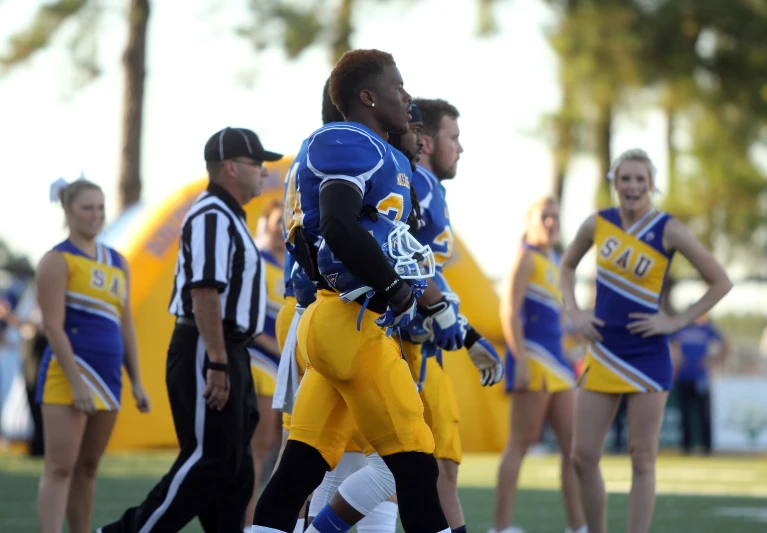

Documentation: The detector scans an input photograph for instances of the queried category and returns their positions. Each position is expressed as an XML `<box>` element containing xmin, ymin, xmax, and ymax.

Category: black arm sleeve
<box><xmin>319</xmin><ymin>181</ymin><xmax>409</xmax><ymax>302</ymax></box>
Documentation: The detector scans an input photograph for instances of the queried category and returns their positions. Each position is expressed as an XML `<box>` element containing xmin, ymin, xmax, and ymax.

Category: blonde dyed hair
<box><xmin>522</xmin><ymin>195</ymin><xmax>558</xmax><ymax>242</ymax></box>
<box><xmin>608</xmin><ymin>148</ymin><xmax>658</xmax><ymax>191</ymax></box>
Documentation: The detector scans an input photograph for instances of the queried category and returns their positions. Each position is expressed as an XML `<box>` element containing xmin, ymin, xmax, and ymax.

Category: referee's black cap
<box><xmin>204</xmin><ymin>127</ymin><xmax>283</xmax><ymax>163</ymax></box>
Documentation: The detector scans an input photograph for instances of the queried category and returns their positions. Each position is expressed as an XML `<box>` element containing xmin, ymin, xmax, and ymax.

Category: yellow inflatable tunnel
<box><xmin>105</xmin><ymin>162</ymin><xmax>510</xmax><ymax>452</ymax></box>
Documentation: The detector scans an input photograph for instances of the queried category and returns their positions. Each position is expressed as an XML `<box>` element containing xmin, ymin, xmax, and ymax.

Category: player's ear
<box><xmin>359</xmin><ymin>89</ymin><xmax>375</xmax><ymax>109</ymax></box>
<box><xmin>421</xmin><ymin>134</ymin><xmax>435</xmax><ymax>156</ymax></box>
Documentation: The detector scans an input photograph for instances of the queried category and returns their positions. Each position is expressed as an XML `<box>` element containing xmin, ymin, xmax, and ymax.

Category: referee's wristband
<box><xmin>208</xmin><ymin>362</ymin><xmax>228</xmax><ymax>372</ymax></box>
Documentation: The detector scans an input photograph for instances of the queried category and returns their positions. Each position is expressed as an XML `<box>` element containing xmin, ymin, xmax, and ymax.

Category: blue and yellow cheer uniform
<box><xmin>505</xmin><ymin>242</ymin><xmax>575</xmax><ymax>393</ymax></box>
<box><xmin>36</xmin><ymin>241</ymin><xmax>127</xmax><ymax>410</ymax></box>
<box><xmin>580</xmin><ymin>207</ymin><xmax>674</xmax><ymax>393</ymax></box>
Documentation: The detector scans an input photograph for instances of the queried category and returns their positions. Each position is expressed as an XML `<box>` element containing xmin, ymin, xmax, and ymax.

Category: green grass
<box><xmin>2</xmin><ymin>451</ymin><xmax>766</xmax><ymax>532</ymax></box>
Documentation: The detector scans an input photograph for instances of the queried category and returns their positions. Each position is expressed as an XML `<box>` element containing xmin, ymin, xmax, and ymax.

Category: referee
<box><xmin>98</xmin><ymin>127</ymin><xmax>283</xmax><ymax>533</ymax></box>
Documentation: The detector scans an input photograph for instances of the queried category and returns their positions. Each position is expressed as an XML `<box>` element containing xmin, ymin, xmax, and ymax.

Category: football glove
<box><xmin>422</xmin><ymin>296</ymin><xmax>464</xmax><ymax>351</ymax></box>
<box><xmin>404</xmin><ymin>314</ymin><xmax>432</xmax><ymax>344</ymax></box>
<box><xmin>410</xmin><ymin>279</ymin><xmax>428</xmax><ymax>299</ymax></box>
<box><xmin>376</xmin><ymin>286</ymin><xmax>418</xmax><ymax>330</ymax></box>
<box><xmin>463</xmin><ymin>322</ymin><xmax>504</xmax><ymax>386</ymax></box>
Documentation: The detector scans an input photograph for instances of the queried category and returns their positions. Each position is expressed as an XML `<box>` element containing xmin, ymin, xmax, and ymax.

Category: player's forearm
<box><xmin>319</xmin><ymin>183</ymin><xmax>406</xmax><ymax>300</ymax></box>
<box><xmin>191</xmin><ymin>288</ymin><xmax>228</xmax><ymax>364</ymax></box>
<box><xmin>416</xmin><ymin>277</ymin><xmax>443</xmax><ymax>306</ymax></box>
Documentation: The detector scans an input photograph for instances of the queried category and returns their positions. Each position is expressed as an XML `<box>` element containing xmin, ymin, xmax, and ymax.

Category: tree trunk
<box><xmin>119</xmin><ymin>0</ymin><xmax>150</xmax><ymax>211</ymax></box>
<box><xmin>330</xmin><ymin>0</ymin><xmax>354</xmax><ymax>65</ymax></box>
<box><xmin>665</xmin><ymin>102</ymin><xmax>677</xmax><ymax>197</ymax></box>
<box><xmin>595</xmin><ymin>100</ymin><xmax>613</xmax><ymax>209</ymax></box>
<box><xmin>552</xmin><ymin>81</ymin><xmax>575</xmax><ymax>204</ymax></box>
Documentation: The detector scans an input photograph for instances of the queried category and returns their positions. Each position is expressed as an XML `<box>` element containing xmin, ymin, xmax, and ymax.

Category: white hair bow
<box><xmin>49</xmin><ymin>172</ymin><xmax>86</xmax><ymax>203</ymax></box>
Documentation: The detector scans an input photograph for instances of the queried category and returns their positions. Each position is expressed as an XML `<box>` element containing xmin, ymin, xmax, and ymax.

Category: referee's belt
<box><xmin>175</xmin><ymin>316</ymin><xmax>252</xmax><ymax>345</ymax></box>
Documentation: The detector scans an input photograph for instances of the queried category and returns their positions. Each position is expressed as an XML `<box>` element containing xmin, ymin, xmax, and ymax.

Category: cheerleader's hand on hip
<box><xmin>627</xmin><ymin>312</ymin><xmax>681</xmax><ymax>338</ymax></box>
<box><xmin>567</xmin><ymin>308</ymin><xmax>604</xmax><ymax>342</ymax></box>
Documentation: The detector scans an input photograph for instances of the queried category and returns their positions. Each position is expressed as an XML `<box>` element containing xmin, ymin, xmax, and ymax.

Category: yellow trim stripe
<box><xmin>628</xmin><ymin>209</ymin><xmax>658</xmax><ymax>236</ymax></box>
<box><xmin>597</xmin><ymin>269</ymin><xmax>659</xmax><ymax>307</ymax></box>
<box><xmin>75</xmin><ymin>362</ymin><xmax>118</xmax><ymax>410</ymax></box>
<box><xmin>590</xmin><ymin>343</ymin><xmax>662</xmax><ymax>392</ymax></box>
<box><xmin>66</xmin><ymin>294</ymin><xmax>119</xmax><ymax>318</ymax></box>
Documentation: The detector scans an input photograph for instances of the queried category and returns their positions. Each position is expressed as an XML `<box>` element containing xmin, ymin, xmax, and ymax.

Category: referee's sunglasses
<box><xmin>230</xmin><ymin>158</ymin><xmax>263</xmax><ymax>167</ymax></box>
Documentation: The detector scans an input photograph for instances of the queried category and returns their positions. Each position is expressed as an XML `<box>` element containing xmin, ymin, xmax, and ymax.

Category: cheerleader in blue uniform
<box><xmin>492</xmin><ymin>196</ymin><xmax>585</xmax><ymax>533</ymax></box>
<box><xmin>561</xmin><ymin>149</ymin><xmax>731</xmax><ymax>533</ymax></box>
<box><xmin>35</xmin><ymin>178</ymin><xmax>150</xmax><ymax>533</ymax></box>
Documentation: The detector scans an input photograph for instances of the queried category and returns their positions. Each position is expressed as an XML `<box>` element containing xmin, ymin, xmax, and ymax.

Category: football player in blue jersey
<box><xmin>297</xmin><ymin>105</ymin><xmax>427</xmax><ymax>533</ymax></box>
<box><xmin>252</xmin><ymin>49</ymin><xmax>451</xmax><ymax>533</ymax></box>
<box><xmin>276</xmin><ymin>78</ymin><xmax>407</xmax><ymax>533</ymax></box>
<box><xmin>398</xmin><ymin>97</ymin><xmax>503</xmax><ymax>533</ymax></box>
<box><xmin>269</xmin><ymin>77</ymin><xmax>344</xmax><ymax>533</ymax></box>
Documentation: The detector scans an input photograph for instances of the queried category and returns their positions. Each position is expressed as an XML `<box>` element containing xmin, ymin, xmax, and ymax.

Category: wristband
<box><xmin>208</xmin><ymin>362</ymin><xmax>228</xmax><ymax>372</ymax></box>
<box><xmin>464</xmin><ymin>326</ymin><xmax>481</xmax><ymax>349</ymax></box>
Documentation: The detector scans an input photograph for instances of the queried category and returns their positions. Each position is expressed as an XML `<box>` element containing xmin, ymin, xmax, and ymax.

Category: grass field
<box><xmin>2</xmin><ymin>451</ymin><xmax>766</xmax><ymax>532</ymax></box>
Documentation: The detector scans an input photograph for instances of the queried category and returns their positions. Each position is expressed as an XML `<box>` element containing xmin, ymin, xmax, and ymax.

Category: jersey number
<box><xmin>433</xmin><ymin>227</ymin><xmax>454</xmax><ymax>266</ymax></box>
<box><xmin>283</xmin><ymin>162</ymin><xmax>304</xmax><ymax>244</ymax></box>
<box><xmin>376</xmin><ymin>193</ymin><xmax>405</xmax><ymax>221</ymax></box>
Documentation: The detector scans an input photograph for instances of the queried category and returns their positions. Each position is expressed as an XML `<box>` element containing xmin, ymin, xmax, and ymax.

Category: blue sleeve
<box><xmin>412</xmin><ymin>171</ymin><xmax>435</xmax><ymax>226</ymax></box>
<box><xmin>306</xmin><ymin>127</ymin><xmax>386</xmax><ymax>193</ymax></box>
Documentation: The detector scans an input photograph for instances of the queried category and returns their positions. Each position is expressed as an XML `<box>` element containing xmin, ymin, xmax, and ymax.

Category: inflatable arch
<box><xmin>104</xmin><ymin>160</ymin><xmax>511</xmax><ymax>452</ymax></box>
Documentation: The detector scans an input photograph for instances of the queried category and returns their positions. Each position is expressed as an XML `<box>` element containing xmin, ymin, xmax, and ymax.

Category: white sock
<box><xmin>252</xmin><ymin>527</ymin><xmax>287</xmax><ymax>533</ymax></box>
<box><xmin>566</xmin><ymin>527</ymin><xmax>588</xmax><ymax>533</ymax></box>
<box><xmin>305</xmin><ymin>525</ymin><xmax>320</xmax><ymax>533</ymax></box>
<box><xmin>293</xmin><ymin>518</ymin><xmax>305</xmax><ymax>533</ymax></box>
<box><xmin>357</xmin><ymin>501</ymin><xmax>398</xmax><ymax>533</ymax></box>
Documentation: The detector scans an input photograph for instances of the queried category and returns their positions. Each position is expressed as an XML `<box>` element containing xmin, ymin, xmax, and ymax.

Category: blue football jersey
<box><xmin>412</xmin><ymin>164</ymin><xmax>454</xmax><ymax>271</ymax></box>
<box><xmin>282</xmin><ymin>138</ymin><xmax>311</xmax><ymax>299</ymax></box>
<box><xmin>401</xmin><ymin>165</ymin><xmax>459</xmax><ymax>346</ymax></box>
<box><xmin>283</xmin><ymin>138</ymin><xmax>309</xmax><ymax>263</ymax></box>
<box><xmin>295</xmin><ymin>122</ymin><xmax>413</xmax><ymax>246</ymax></box>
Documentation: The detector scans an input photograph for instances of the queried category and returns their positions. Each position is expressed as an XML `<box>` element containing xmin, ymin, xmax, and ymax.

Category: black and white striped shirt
<box><xmin>168</xmin><ymin>182</ymin><xmax>266</xmax><ymax>338</ymax></box>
